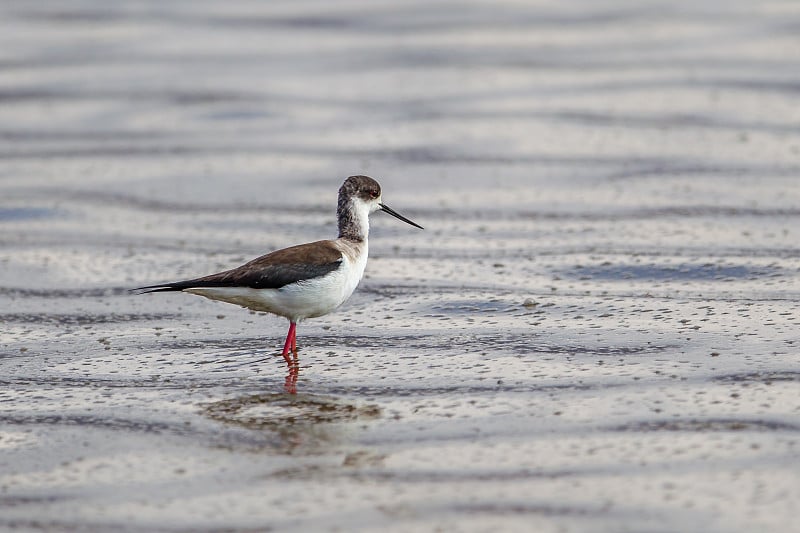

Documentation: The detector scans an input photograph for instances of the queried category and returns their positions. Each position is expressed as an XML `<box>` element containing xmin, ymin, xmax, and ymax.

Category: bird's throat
<box><xmin>337</xmin><ymin>199</ymin><xmax>370</xmax><ymax>242</ymax></box>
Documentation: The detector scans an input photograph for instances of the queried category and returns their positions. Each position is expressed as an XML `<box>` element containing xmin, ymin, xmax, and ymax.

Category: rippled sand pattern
<box><xmin>1</xmin><ymin>1</ymin><xmax>799</xmax><ymax>531</ymax></box>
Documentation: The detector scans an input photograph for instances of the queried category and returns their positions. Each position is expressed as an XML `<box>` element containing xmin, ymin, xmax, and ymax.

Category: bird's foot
<box><xmin>280</xmin><ymin>347</ymin><xmax>299</xmax><ymax>366</ymax></box>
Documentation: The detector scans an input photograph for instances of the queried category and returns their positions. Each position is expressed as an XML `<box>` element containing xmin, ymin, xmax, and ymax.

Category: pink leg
<box><xmin>282</xmin><ymin>322</ymin><xmax>299</xmax><ymax>394</ymax></box>
<box><xmin>281</xmin><ymin>322</ymin><xmax>297</xmax><ymax>366</ymax></box>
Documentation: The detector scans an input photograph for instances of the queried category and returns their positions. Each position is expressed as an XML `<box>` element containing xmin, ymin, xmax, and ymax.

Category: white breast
<box><xmin>336</xmin><ymin>239</ymin><xmax>368</xmax><ymax>304</ymax></box>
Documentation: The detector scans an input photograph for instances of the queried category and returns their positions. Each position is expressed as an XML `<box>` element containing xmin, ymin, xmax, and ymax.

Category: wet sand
<box><xmin>1</xmin><ymin>1</ymin><xmax>799</xmax><ymax>532</ymax></box>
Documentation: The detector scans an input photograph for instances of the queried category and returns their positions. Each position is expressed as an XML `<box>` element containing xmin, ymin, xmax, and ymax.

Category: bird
<box><xmin>134</xmin><ymin>175</ymin><xmax>423</xmax><ymax>388</ymax></box>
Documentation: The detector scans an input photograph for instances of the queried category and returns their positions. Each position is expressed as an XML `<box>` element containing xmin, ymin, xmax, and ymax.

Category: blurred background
<box><xmin>1</xmin><ymin>1</ymin><xmax>799</xmax><ymax>532</ymax></box>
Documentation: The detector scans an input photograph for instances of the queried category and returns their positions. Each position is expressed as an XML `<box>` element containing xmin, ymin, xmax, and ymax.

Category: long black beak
<box><xmin>380</xmin><ymin>203</ymin><xmax>424</xmax><ymax>229</ymax></box>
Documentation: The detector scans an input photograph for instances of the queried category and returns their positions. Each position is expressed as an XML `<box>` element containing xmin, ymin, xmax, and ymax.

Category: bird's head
<box><xmin>339</xmin><ymin>175</ymin><xmax>423</xmax><ymax>229</ymax></box>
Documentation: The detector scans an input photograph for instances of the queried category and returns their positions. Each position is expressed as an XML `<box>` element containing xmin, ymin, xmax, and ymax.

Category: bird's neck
<box><xmin>337</xmin><ymin>199</ymin><xmax>370</xmax><ymax>242</ymax></box>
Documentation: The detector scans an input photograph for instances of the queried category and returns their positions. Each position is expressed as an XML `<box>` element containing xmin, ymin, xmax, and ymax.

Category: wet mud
<box><xmin>1</xmin><ymin>1</ymin><xmax>799</xmax><ymax>532</ymax></box>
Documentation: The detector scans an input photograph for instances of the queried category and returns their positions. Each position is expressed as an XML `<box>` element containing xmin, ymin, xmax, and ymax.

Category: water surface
<box><xmin>1</xmin><ymin>1</ymin><xmax>799</xmax><ymax>532</ymax></box>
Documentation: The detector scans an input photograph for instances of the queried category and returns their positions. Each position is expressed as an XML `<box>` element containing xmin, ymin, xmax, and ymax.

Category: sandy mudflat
<box><xmin>1</xmin><ymin>1</ymin><xmax>799</xmax><ymax>532</ymax></box>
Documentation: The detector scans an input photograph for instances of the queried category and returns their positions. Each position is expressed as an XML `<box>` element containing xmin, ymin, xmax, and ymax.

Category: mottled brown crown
<box><xmin>340</xmin><ymin>175</ymin><xmax>381</xmax><ymax>203</ymax></box>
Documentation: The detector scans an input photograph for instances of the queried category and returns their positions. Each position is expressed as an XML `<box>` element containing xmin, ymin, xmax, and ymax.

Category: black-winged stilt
<box><xmin>135</xmin><ymin>175</ymin><xmax>422</xmax><ymax>391</ymax></box>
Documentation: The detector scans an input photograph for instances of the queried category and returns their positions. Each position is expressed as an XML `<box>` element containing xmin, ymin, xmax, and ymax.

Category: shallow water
<box><xmin>1</xmin><ymin>1</ymin><xmax>799</xmax><ymax>532</ymax></box>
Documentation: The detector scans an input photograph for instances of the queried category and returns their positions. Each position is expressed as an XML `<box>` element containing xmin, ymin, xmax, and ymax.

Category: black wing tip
<box><xmin>130</xmin><ymin>283</ymin><xmax>187</xmax><ymax>294</ymax></box>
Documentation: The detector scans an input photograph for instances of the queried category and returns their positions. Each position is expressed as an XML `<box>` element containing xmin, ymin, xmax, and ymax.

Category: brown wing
<box><xmin>135</xmin><ymin>240</ymin><xmax>343</xmax><ymax>293</ymax></box>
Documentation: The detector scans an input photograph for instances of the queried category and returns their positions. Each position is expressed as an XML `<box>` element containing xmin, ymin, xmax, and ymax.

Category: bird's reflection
<box><xmin>203</xmin><ymin>387</ymin><xmax>381</xmax><ymax>455</ymax></box>
<box><xmin>284</xmin><ymin>350</ymin><xmax>299</xmax><ymax>395</ymax></box>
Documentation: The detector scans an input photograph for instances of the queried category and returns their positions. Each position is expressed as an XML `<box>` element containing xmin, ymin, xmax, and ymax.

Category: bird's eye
<box><xmin>370</xmin><ymin>189</ymin><xmax>379</xmax><ymax>198</ymax></box>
